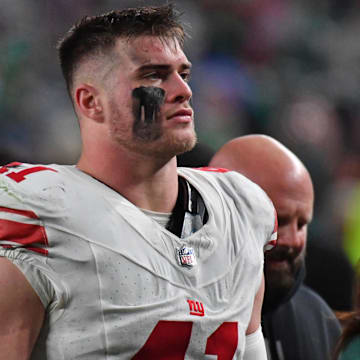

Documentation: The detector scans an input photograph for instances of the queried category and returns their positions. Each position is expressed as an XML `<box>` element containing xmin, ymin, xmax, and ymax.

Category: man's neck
<box><xmin>77</xmin><ymin>152</ymin><xmax>179</xmax><ymax>213</ymax></box>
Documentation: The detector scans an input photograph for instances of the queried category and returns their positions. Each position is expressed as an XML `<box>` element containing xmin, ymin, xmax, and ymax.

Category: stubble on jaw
<box><xmin>264</xmin><ymin>250</ymin><xmax>305</xmax><ymax>299</ymax></box>
<box><xmin>108</xmin><ymin>95</ymin><xmax>197</xmax><ymax>159</ymax></box>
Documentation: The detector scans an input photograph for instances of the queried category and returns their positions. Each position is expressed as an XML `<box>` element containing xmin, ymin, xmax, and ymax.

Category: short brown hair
<box><xmin>57</xmin><ymin>4</ymin><xmax>186</xmax><ymax>93</ymax></box>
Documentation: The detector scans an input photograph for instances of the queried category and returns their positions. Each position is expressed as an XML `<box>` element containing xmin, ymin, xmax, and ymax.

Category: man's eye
<box><xmin>181</xmin><ymin>72</ymin><xmax>191</xmax><ymax>82</ymax></box>
<box><xmin>277</xmin><ymin>217</ymin><xmax>287</xmax><ymax>227</ymax></box>
<box><xmin>144</xmin><ymin>72</ymin><xmax>161</xmax><ymax>80</ymax></box>
<box><xmin>297</xmin><ymin>220</ymin><xmax>307</xmax><ymax>230</ymax></box>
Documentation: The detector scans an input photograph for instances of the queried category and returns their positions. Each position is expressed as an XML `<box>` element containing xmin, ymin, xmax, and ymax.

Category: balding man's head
<box><xmin>210</xmin><ymin>135</ymin><xmax>310</xmax><ymax>196</ymax></box>
<box><xmin>210</xmin><ymin>134</ymin><xmax>314</xmax><ymax>306</ymax></box>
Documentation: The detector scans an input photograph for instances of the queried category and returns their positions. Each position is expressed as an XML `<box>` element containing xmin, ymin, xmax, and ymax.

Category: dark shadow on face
<box><xmin>132</xmin><ymin>86</ymin><xmax>165</xmax><ymax>141</ymax></box>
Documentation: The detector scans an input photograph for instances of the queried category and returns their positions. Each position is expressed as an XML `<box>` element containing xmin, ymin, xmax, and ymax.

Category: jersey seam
<box><xmin>88</xmin><ymin>242</ymin><xmax>109</xmax><ymax>359</ymax></box>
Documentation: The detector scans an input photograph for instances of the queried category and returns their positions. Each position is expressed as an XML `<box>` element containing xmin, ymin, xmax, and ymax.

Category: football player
<box><xmin>0</xmin><ymin>5</ymin><xmax>276</xmax><ymax>359</ymax></box>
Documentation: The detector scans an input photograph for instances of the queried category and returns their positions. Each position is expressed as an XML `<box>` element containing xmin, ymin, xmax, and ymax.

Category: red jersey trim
<box><xmin>195</xmin><ymin>167</ymin><xmax>230</xmax><ymax>173</ymax></box>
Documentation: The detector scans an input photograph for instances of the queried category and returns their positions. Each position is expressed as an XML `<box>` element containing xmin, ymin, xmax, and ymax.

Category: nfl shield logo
<box><xmin>177</xmin><ymin>245</ymin><xmax>197</xmax><ymax>268</ymax></box>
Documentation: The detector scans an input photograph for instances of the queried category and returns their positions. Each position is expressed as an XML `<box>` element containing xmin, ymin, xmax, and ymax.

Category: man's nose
<box><xmin>277</xmin><ymin>223</ymin><xmax>304</xmax><ymax>249</ymax></box>
<box><xmin>166</xmin><ymin>73</ymin><xmax>192</xmax><ymax>103</ymax></box>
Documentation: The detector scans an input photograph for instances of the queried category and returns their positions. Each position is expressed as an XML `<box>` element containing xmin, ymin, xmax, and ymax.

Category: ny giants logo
<box><xmin>187</xmin><ymin>299</ymin><xmax>205</xmax><ymax>317</ymax></box>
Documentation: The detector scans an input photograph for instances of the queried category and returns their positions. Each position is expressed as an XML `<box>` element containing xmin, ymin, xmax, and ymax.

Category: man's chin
<box><xmin>172</xmin><ymin>129</ymin><xmax>197</xmax><ymax>156</ymax></box>
<box><xmin>265</xmin><ymin>263</ymin><xmax>295</xmax><ymax>293</ymax></box>
<box><xmin>264</xmin><ymin>257</ymin><xmax>304</xmax><ymax>308</ymax></box>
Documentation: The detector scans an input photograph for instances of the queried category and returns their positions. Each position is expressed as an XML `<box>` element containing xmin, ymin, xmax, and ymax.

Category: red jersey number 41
<box><xmin>0</xmin><ymin>163</ymin><xmax>57</xmax><ymax>183</ymax></box>
<box><xmin>133</xmin><ymin>320</ymin><xmax>238</xmax><ymax>359</ymax></box>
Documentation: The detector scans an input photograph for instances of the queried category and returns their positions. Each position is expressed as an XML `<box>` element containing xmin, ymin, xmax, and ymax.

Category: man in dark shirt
<box><xmin>210</xmin><ymin>134</ymin><xmax>341</xmax><ymax>360</ymax></box>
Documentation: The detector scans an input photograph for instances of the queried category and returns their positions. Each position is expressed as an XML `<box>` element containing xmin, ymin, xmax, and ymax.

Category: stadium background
<box><xmin>1</xmin><ymin>0</ymin><xmax>360</xmax><ymax>309</ymax></box>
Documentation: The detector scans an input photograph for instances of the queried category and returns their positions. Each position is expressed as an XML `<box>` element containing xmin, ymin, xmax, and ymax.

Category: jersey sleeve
<box><xmin>250</xmin><ymin>181</ymin><xmax>278</xmax><ymax>253</ymax></box>
<box><xmin>0</xmin><ymin>163</ymin><xmax>66</xmax><ymax>311</ymax></box>
<box><xmin>224</xmin><ymin>170</ymin><xmax>278</xmax><ymax>253</ymax></box>
<box><xmin>0</xmin><ymin>248</ymin><xmax>55</xmax><ymax>308</ymax></box>
<box><xmin>264</xmin><ymin>207</ymin><xmax>277</xmax><ymax>252</ymax></box>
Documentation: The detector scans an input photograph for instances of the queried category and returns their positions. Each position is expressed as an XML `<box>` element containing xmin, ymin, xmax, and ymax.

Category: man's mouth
<box><xmin>267</xmin><ymin>258</ymin><xmax>291</xmax><ymax>270</ymax></box>
<box><xmin>167</xmin><ymin>108</ymin><xmax>193</xmax><ymax>121</ymax></box>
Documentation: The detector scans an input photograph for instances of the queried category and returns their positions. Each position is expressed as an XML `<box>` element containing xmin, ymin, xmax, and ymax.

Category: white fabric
<box><xmin>243</xmin><ymin>326</ymin><xmax>268</xmax><ymax>360</ymax></box>
<box><xmin>140</xmin><ymin>208</ymin><xmax>171</xmax><ymax>227</ymax></box>
<box><xmin>0</xmin><ymin>163</ymin><xmax>277</xmax><ymax>359</ymax></box>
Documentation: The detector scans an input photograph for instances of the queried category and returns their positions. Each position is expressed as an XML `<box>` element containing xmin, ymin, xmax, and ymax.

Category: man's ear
<box><xmin>74</xmin><ymin>84</ymin><xmax>104</xmax><ymax>122</ymax></box>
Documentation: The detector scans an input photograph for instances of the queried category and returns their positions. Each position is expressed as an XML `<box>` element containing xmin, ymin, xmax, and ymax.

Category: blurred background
<box><xmin>1</xmin><ymin>0</ymin><xmax>360</xmax><ymax>310</ymax></box>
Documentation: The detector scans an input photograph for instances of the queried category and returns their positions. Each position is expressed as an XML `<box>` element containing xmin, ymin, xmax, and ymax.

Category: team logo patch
<box><xmin>176</xmin><ymin>245</ymin><xmax>197</xmax><ymax>268</ymax></box>
<box><xmin>187</xmin><ymin>299</ymin><xmax>205</xmax><ymax>317</ymax></box>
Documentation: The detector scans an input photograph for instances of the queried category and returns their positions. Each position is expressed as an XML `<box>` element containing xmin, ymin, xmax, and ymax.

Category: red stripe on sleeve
<box><xmin>0</xmin><ymin>207</ymin><xmax>39</xmax><ymax>219</ymax></box>
<box><xmin>0</xmin><ymin>219</ymin><xmax>49</xmax><ymax>256</ymax></box>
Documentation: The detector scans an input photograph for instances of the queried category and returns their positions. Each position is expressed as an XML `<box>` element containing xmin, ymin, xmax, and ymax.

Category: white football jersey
<box><xmin>0</xmin><ymin>163</ymin><xmax>277</xmax><ymax>359</ymax></box>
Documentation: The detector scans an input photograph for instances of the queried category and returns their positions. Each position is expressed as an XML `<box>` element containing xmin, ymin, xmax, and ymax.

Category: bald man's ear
<box><xmin>74</xmin><ymin>84</ymin><xmax>104</xmax><ymax>122</ymax></box>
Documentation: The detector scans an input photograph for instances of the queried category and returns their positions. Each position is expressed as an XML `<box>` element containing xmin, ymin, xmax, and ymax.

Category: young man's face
<box><xmin>102</xmin><ymin>35</ymin><xmax>196</xmax><ymax>159</ymax></box>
